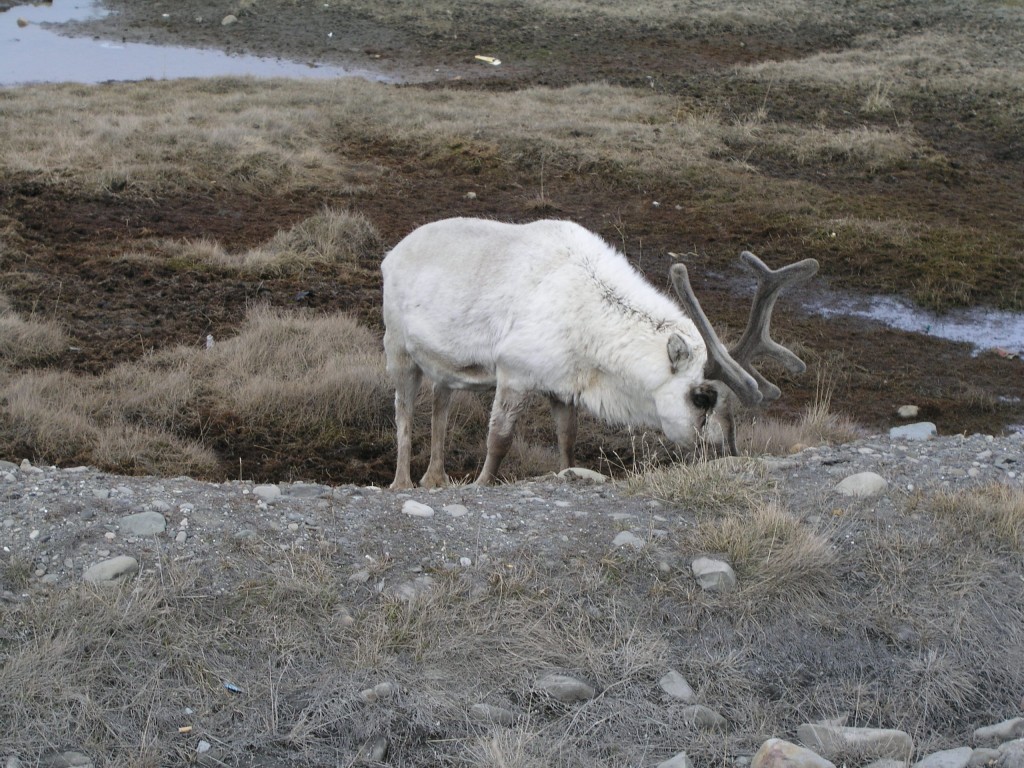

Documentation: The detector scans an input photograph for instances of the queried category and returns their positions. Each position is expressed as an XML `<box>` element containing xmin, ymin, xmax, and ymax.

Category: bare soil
<box><xmin>4</xmin><ymin>0</ymin><xmax>1023</xmax><ymax>484</ymax></box>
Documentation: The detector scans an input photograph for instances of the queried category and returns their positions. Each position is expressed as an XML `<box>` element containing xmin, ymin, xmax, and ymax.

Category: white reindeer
<box><xmin>381</xmin><ymin>217</ymin><xmax>817</xmax><ymax>489</ymax></box>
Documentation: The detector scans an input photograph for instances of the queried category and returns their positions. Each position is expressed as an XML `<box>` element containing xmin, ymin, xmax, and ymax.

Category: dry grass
<box><xmin>622</xmin><ymin>455</ymin><xmax>775</xmax><ymax>514</ymax></box>
<box><xmin>0</xmin><ymin>297</ymin><xmax>69</xmax><ymax>366</ymax></box>
<box><xmin>927</xmin><ymin>482</ymin><xmax>1024</xmax><ymax>552</ymax></box>
<box><xmin>122</xmin><ymin>207</ymin><xmax>382</xmax><ymax>277</ymax></box>
<box><xmin>0</xmin><ymin>307</ymin><xmax>393</xmax><ymax>477</ymax></box>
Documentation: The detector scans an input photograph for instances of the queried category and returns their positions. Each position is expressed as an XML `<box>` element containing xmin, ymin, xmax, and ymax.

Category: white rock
<box><xmin>119</xmin><ymin>510</ymin><xmax>167</xmax><ymax>536</ymax></box>
<box><xmin>912</xmin><ymin>747</ymin><xmax>973</xmax><ymax>768</ymax></box>
<box><xmin>691</xmin><ymin>556</ymin><xmax>737</xmax><ymax>592</ymax></box>
<box><xmin>797</xmin><ymin>724</ymin><xmax>913</xmax><ymax>761</ymax></box>
<box><xmin>557</xmin><ymin>467</ymin><xmax>608</xmax><ymax>483</ymax></box>
<box><xmin>253</xmin><ymin>484</ymin><xmax>281</xmax><ymax>504</ymax></box>
<box><xmin>835</xmin><ymin>471</ymin><xmax>888</xmax><ymax>498</ymax></box>
<box><xmin>659</xmin><ymin>669</ymin><xmax>696</xmax><ymax>703</ymax></box>
<box><xmin>889</xmin><ymin>422</ymin><xmax>937</xmax><ymax>441</ymax></box>
<box><xmin>82</xmin><ymin>556</ymin><xmax>139</xmax><ymax>585</ymax></box>
<box><xmin>896</xmin><ymin>405</ymin><xmax>920</xmax><ymax>419</ymax></box>
<box><xmin>402</xmin><ymin>500</ymin><xmax>435</xmax><ymax>517</ymax></box>
<box><xmin>535</xmin><ymin>673</ymin><xmax>596</xmax><ymax>703</ymax></box>
<box><xmin>753</xmin><ymin>738</ymin><xmax>836</xmax><ymax>768</ymax></box>
<box><xmin>612</xmin><ymin>530</ymin><xmax>645</xmax><ymax>549</ymax></box>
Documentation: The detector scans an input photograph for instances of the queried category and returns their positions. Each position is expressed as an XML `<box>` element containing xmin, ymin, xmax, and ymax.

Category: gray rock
<box><xmin>659</xmin><ymin>669</ymin><xmax>696</xmax><ymax>703</ymax></box>
<box><xmin>797</xmin><ymin>724</ymin><xmax>913</xmax><ymax>761</ymax></box>
<box><xmin>835</xmin><ymin>471</ymin><xmax>888</xmax><ymax>498</ymax></box>
<box><xmin>656</xmin><ymin>751</ymin><xmax>694</xmax><ymax>768</ymax></box>
<box><xmin>82</xmin><ymin>556</ymin><xmax>139</xmax><ymax>585</ymax></box>
<box><xmin>119</xmin><ymin>510</ymin><xmax>166</xmax><ymax>536</ymax></box>
<box><xmin>469</xmin><ymin>703</ymin><xmax>516</xmax><ymax>726</ymax></box>
<box><xmin>999</xmin><ymin>739</ymin><xmax>1024</xmax><ymax>768</ymax></box>
<box><xmin>612</xmin><ymin>530</ymin><xmax>645</xmax><ymax>549</ymax></box>
<box><xmin>691</xmin><ymin>557</ymin><xmax>737</xmax><ymax>592</ymax></box>
<box><xmin>39</xmin><ymin>752</ymin><xmax>93</xmax><ymax>768</ymax></box>
<box><xmin>390</xmin><ymin>575</ymin><xmax>435</xmax><ymax>603</ymax></box>
<box><xmin>889</xmin><ymin>422</ymin><xmax>937</xmax><ymax>441</ymax></box>
<box><xmin>536</xmin><ymin>673</ymin><xmax>596</xmax><ymax>703</ymax></box>
<box><xmin>253</xmin><ymin>484</ymin><xmax>281</xmax><ymax>504</ymax></box>
<box><xmin>974</xmin><ymin>718</ymin><xmax>1024</xmax><ymax>746</ymax></box>
<box><xmin>359</xmin><ymin>681</ymin><xmax>397</xmax><ymax>704</ymax></box>
<box><xmin>357</xmin><ymin>736</ymin><xmax>388</xmax><ymax>762</ymax></box>
<box><xmin>968</xmin><ymin>748</ymin><xmax>1001</xmax><ymax>767</ymax></box>
<box><xmin>681</xmin><ymin>704</ymin><xmax>727</xmax><ymax>730</ymax></box>
<box><xmin>912</xmin><ymin>747</ymin><xmax>973</xmax><ymax>768</ymax></box>
<box><xmin>753</xmin><ymin>739</ymin><xmax>836</xmax><ymax>768</ymax></box>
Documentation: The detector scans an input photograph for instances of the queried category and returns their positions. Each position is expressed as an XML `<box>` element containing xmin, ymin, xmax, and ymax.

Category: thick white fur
<box><xmin>382</xmin><ymin>218</ymin><xmax>714</xmax><ymax>486</ymax></box>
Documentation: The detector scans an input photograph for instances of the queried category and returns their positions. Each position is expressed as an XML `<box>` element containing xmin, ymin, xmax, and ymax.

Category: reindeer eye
<box><xmin>690</xmin><ymin>383</ymin><xmax>718</xmax><ymax>411</ymax></box>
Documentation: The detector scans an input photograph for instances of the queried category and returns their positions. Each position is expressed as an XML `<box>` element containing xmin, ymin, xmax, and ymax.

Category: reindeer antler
<box><xmin>669</xmin><ymin>252</ymin><xmax>818</xmax><ymax>406</ymax></box>
<box><xmin>729</xmin><ymin>251</ymin><xmax>818</xmax><ymax>401</ymax></box>
<box><xmin>670</xmin><ymin>263</ymin><xmax>762</xmax><ymax>407</ymax></box>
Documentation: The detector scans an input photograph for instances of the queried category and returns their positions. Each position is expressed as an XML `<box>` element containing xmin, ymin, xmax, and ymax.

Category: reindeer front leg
<box><xmin>475</xmin><ymin>383</ymin><xmax>528</xmax><ymax>485</ymax></box>
<box><xmin>420</xmin><ymin>383</ymin><xmax>453</xmax><ymax>488</ymax></box>
<box><xmin>549</xmin><ymin>396</ymin><xmax>578</xmax><ymax>470</ymax></box>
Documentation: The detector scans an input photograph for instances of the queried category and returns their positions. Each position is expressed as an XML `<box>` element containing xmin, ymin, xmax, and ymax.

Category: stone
<box><xmin>967</xmin><ymin>748</ymin><xmax>1001</xmax><ymax>767</ymax></box>
<box><xmin>912</xmin><ymin>747</ymin><xmax>973</xmax><ymax>768</ymax></box>
<box><xmin>691</xmin><ymin>557</ymin><xmax>737</xmax><ymax>592</ymax></box>
<box><xmin>974</xmin><ymin>718</ymin><xmax>1024</xmax><ymax>746</ymax></box>
<box><xmin>889</xmin><ymin>422</ymin><xmax>937</xmax><ymax>441</ymax></box>
<box><xmin>82</xmin><ymin>556</ymin><xmax>139</xmax><ymax>585</ymax></box>
<box><xmin>119</xmin><ymin>510</ymin><xmax>166</xmax><ymax>536</ymax></box>
<box><xmin>469</xmin><ymin>703</ymin><xmax>516</xmax><ymax>726</ymax></box>
<box><xmin>612</xmin><ymin>530</ymin><xmax>645</xmax><ymax>549</ymax></box>
<box><xmin>359</xmin><ymin>681</ymin><xmax>397</xmax><ymax>703</ymax></box>
<box><xmin>656</xmin><ymin>751</ymin><xmax>694</xmax><ymax>768</ymax></box>
<box><xmin>753</xmin><ymin>739</ymin><xmax>836</xmax><ymax>768</ymax></box>
<box><xmin>896</xmin><ymin>405</ymin><xmax>920</xmax><ymax>419</ymax></box>
<box><xmin>39</xmin><ymin>752</ymin><xmax>93</xmax><ymax>768</ymax></box>
<box><xmin>797</xmin><ymin>724</ymin><xmax>913</xmax><ymax>761</ymax></box>
<box><xmin>557</xmin><ymin>467</ymin><xmax>608</xmax><ymax>483</ymax></box>
<box><xmin>999</xmin><ymin>739</ymin><xmax>1024</xmax><ymax>768</ymax></box>
<box><xmin>835</xmin><ymin>472</ymin><xmax>888</xmax><ymax>498</ymax></box>
<box><xmin>681</xmin><ymin>704</ymin><xmax>727</xmax><ymax>730</ymax></box>
<box><xmin>402</xmin><ymin>500</ymin><xmax>435</xmax><ymax>517</ymax></box>
<box><xmin>390</xmin><ymin>575</ymin><xmax>435</xmax><ymax>603</ymax></box>
<box><xmin>253</xmin><ymin>484</ymin><xmax>281</xmax><ymax>504</ymax></box>
<box><xmin>659</xmin><ymin>669</ymin><xmax>696</xmax><ymax>703</ymax></box>
<box><xmin>536</xmin><ymin>673</ymin><xmax>596</xmax><ymax>703</ymax></box>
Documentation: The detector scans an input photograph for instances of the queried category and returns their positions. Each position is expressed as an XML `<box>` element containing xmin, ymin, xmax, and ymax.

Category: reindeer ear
<box><xmin>667</xmin><ymin>333</ymin><xmax>689</xmax><ymax>374</ymax></box>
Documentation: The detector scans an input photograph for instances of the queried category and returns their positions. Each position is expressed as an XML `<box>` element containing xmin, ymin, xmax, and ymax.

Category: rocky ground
<box><xmin>3</xmin><ymin>428</ymin><xmax>1021</xmax><ymax>600</ymax></box>
<box><xmin>2</xmin><ymin>427</ymin><xmax>1022</xmax><ymax>767</ymax></box>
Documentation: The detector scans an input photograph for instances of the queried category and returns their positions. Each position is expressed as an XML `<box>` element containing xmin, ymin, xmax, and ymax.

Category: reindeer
<box><xmin>381</xmin><ymin>217</ymin><xmax>817</xmax><ymax>489</ymax></box>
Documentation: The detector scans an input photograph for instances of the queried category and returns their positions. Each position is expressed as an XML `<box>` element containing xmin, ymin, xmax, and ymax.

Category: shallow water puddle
<box><xmin>803</xmin><ymin>288</ymin><xmax>1024</xmax><ymax>357</ymax></box>
<box><xmin>0</xmin><ymin>0</ymin><xmax>392</xmax><ymax>85</ymax></box>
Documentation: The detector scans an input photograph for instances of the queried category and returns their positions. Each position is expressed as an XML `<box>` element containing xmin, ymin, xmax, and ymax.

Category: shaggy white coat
<box><xmin>381</xmin><ymin>217</ymin><xmax>710</xmax><ymax>443</ymax></box>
